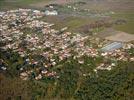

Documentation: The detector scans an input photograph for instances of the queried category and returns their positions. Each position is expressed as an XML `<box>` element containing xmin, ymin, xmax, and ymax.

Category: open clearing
<box><xmin>105</xmin><ymin>31</ymin><xmax>134</xmax><ymax>42</ymax></box>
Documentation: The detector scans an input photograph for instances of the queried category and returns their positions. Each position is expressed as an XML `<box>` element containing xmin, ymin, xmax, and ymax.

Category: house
<box><xmin>44</xmin><ymin>10</ymin><xmax>58</xmax><ymax>16</ymax></box>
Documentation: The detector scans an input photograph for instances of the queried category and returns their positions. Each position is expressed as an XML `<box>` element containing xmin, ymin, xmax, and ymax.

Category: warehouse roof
<box><xmin>101</xmin><ymin>42</ymin><xmax>123</xmax><ymax>52</ymax></box>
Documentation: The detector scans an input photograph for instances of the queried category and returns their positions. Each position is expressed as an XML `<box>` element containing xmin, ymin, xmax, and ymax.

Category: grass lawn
<box><xmin>41</xmin><ymin>15</ymin><xmax>94</xmax><ymax>32</ymax></box>
<box><xmin>0</xmin><ymin>0</ymin><xmax>50</xmax><ymax>10</ymax></box>
<box><xmin>62</xmin><ymin>17</ymin><xmax>93</xmax><ymax>32</ymax></box>
<box><xmin>111</xmin><ymin>11</ymin><xmax>134</xmax><ymax>34</ymax></box>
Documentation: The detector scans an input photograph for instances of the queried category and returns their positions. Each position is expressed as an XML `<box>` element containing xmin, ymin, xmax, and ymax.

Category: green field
<box><xmin>0</xmin><ymin>0</ymin><xmax>50</xmax><ymax>10</ymax></box>
<box><xmin>112</xmin><ymin>12</ymin><xmax>134</xmax><ymax>34</ymax></box>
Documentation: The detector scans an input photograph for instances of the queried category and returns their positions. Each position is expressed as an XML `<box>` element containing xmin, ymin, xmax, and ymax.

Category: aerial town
<box><xmin>0</xmin><ymin>0</ymin><xmax>134</xmax><ymax>100</ymax></box>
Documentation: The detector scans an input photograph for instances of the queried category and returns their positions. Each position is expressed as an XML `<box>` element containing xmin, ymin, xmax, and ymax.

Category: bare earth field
<box><xmin>105</xmin><ymin>31</ymin><xmax>134</xmax><ymax>42</ymax></box>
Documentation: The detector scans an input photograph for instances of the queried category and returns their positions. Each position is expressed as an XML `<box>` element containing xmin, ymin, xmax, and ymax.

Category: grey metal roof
<box><xmin>101</xmin><ymin>42</ymin><xmax>123</xmax><ymax>52</ymax></box>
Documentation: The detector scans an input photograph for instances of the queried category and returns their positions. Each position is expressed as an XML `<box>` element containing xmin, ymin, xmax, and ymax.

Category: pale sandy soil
<box><xmin>105</xmin><ymin>31</ymin><xmax>134</xmax><ymax>42</ymax></box>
